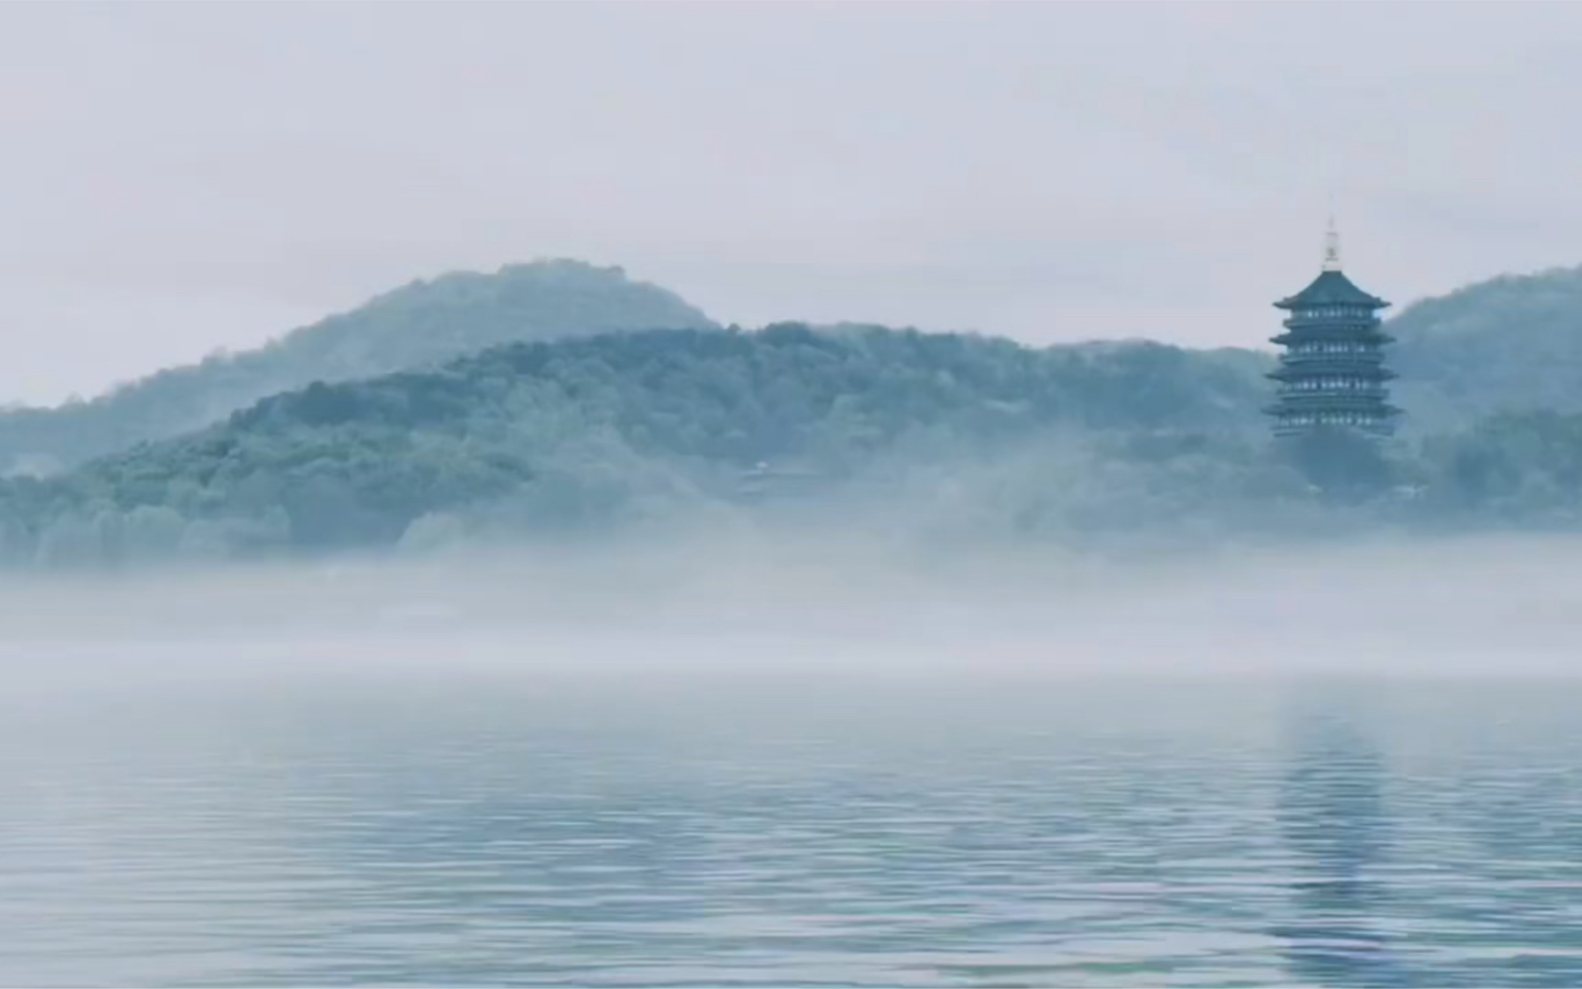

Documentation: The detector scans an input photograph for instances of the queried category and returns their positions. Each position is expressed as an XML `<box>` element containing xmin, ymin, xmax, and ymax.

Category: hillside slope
<box><xmin>0</xmin><ymin>325</ymin><xmax>1272</xmax><ymax>565</ymax></box>
<box><xmin>0</xmin><ymin>260</ymin><xmax>717</xmax><ymax>474</ymax></box>
<box><xmin>5</xmin><ymin>258</ymin><xmax>1580</xmax><ymax>474</ymax></box>
<box><xmin>1390</xmin><ymin>265</ymin><xmax>1582</xmax><ymax>431</ymax></box>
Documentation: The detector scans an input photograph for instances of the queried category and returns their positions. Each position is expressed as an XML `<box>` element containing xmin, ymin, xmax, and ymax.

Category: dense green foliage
<box><xmin>4</xmin><ymin>260</ymin><xmax>1582</xmax><ymax>569</ymax></box>
<box><xmin>0</xmin><ymin>325</ymin><xmax>1282</xmax><ymax>566</ymax></box>
<box><xmin>0</xmin><ymin>260</ymin><xmax>715</xmax><ymax>474</ymax></box>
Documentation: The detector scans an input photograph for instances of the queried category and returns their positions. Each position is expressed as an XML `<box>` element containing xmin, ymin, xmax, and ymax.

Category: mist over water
<box><xmin>3</xmin><ymin>530</ymin><xmax>1578</xmax><ymax>679</ymax></box>
<box><xmin>4</xmin><ymin>534</ymin><xmax>1582</xmax><ymax>986</ymax></box>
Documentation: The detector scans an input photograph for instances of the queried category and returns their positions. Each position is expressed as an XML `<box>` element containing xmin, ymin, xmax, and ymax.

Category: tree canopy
<box><xmin>0</xmin><ymin>325</ymin><xmax>1279</xmax><ymax>566</ymax></box>
<box><xmin>5</xmin><ymin>260</ymin><xmax>1582</xmax><ymax>569</ymax></box>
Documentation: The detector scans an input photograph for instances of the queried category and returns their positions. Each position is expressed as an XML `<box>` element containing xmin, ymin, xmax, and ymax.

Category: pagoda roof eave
<box><xmin>1264</xmin><ymin>405</ymin><xmax>1403</xmax><ymax>417</ymax></box>
<box><xmin>1270</xmin><ymin>333</ymin><xmax>1395</xmax><ymax>347</ymax></box>
<box><xmin>1268</xmin><ymin>395</ymin><xmax>1403</xmax><ymax>413</ymax></box>
<box><xmin>1267</xmin><ymin>365</ymin><xmax>1397</xmax><ymax>381</ymax></box>
<box><xmin>1273</xmin><ymin>269</ymin><xmax>1390</xmax><ymax>310</ymax></box>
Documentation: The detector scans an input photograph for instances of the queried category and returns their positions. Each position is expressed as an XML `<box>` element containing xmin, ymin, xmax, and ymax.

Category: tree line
<box><xmin>2</xmin><ymin>320</ymin><xmax>1581</xmax><ymax>569</ymax></box>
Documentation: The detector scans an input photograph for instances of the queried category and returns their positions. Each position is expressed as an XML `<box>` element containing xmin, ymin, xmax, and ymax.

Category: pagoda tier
<box><xmin>1267</xmin><ymin>363</ymin><xmax>1397</xmax><ymax>382</ymax></box>
<box><xmin>1265</xmin><ymin>240</ymin><xmax>1400</xmax><ymax>438</ymax></box>
<box><xmin>1270</xmin><ymin>327</ymin><xmax>1395</xmax><ymax>347</ymax></box>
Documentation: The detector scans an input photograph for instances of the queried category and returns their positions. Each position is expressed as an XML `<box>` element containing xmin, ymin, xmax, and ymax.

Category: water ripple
<box><xmin>3</xmin><ymin>675</ymin><xmax>1581</xmax><ymax>986</ymax></box>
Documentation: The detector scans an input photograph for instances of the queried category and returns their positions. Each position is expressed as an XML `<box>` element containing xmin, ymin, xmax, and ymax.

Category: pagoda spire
<box><xmin>1322</xmin><ymin>215</ymin><xmax>1342</xmax><ymax>272</ymax></box>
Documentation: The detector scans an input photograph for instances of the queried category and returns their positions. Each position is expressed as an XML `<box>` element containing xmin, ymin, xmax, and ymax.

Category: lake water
<box><xmin>4</xmin><ymin>665</ymin><xmax>1582</xmax><ymax>987</ymax></box>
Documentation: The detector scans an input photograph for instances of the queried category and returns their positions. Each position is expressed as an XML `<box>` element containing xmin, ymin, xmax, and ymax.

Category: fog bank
<box><xmin>0</xmin><ymin>531</ymin><xmax>1576</xmax><ymax>692</ymax></box>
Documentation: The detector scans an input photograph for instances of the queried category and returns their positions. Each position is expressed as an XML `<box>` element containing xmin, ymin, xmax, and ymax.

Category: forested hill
<box><xmin>1390</xmin><ymin>264</ymin><xmax>1582</xmax><ymax>430</ymax></box>
<box><xmin>6</xmin><ymin>314</ymin><xmax>1582</xmax><ymax>569</ymax></box>
<box><xmin>4</xmin><ymin>259</ymin><xmax>1582</xmax><ymax>567</ymax></box>
<box><xmin>6</xmin><ymin>256</ymin><xmax>1582</xmax><ymax>480</ymax></box>
<box><xmin>0</xmin><ymin>326</ymin><xmax>1270</xmax><ymax>566</ymax></box>
<box><xmin>0</xmin><ymin>260</ymin><xmax>717</xmax><ymax>475</ymax></box>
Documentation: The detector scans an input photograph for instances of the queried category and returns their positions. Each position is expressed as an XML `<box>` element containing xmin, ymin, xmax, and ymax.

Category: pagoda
<box><xmin>1266</xmin><ymin>223</ymin><xmax>1400</xmax><ymax>437</ymax></box>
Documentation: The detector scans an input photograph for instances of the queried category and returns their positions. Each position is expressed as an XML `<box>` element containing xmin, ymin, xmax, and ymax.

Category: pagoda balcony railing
<box><xmin>1281</xmin><ymin>320</ymin><xmax>1383</xmax><ymax>334</ymax></box>
<box><xmin>1284</xmin><ymin>314</ymin><xmax>1385</xmax><ymax>325</ymax></box>
<box><xmin>1270</xmin><ymin>419</ymin><xmax>1397</xmax><ymax>438</ymax></box>
<box><xmin>1278</xmin><ymin>348</ymin><xmax>1386</xmax><ymax>361</ymax></box>
<box><xmin>1274</xmin><ymin>386</ymin><xmax>1393</xmax><ymax>401</ymax></box>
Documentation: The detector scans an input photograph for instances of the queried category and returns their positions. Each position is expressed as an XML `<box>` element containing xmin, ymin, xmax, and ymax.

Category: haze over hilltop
<box><xmin>8</xmin><ymin>2</ymin><xmax>1582</xmax><ymax>403</ymax></box>
<box><xmin>0</xmin><ymin>260</ymin><xmax>716</xmax><ymax>474</ymax></box>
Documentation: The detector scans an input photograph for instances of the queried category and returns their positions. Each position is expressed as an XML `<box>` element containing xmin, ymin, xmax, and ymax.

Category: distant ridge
<box><xmin>0</xmin><ymin>259</ymin><xmax>718</xmax><ymax>474</ymax></box>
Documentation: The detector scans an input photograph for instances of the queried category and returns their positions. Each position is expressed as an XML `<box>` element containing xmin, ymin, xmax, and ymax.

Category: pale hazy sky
<box><xmin>2</xmin><ymin>2</ymin><xmax>1580</xmax><ymax>405</ymax></box>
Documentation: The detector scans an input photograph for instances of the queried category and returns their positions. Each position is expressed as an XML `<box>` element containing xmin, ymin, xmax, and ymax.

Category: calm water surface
<box><xmin>3</xmin><ymin>666</ymin><xmax>1582</xmax><ymax>987</ymax></box>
